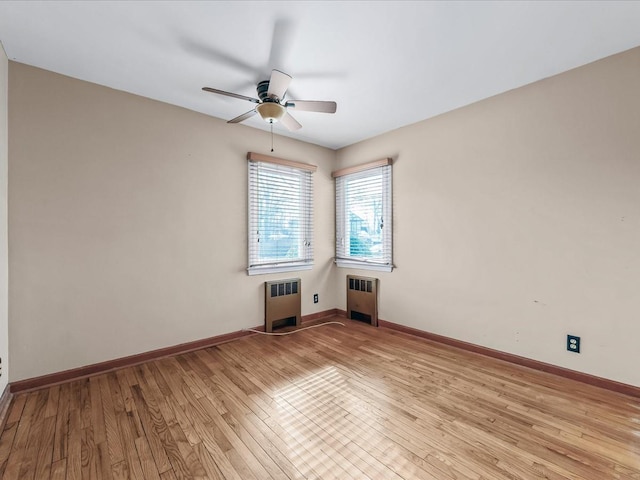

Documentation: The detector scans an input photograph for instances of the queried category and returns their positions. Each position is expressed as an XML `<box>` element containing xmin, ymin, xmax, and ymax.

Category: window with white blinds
<box><xmin>335</xmin><ymin>160</ymin><xmax>393</xmax><ymax>272</ymax></box>
<box><xmin>248</xmin><ymin>154</ymin><xmax>314</xmax><ymax>275</ymax></box>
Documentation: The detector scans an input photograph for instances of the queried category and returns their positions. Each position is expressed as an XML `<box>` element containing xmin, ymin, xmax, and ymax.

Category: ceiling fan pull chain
<box><xmin>270</xmin><ymin>120</ymin><xmax>274</xmax><ymax>152</ymax></box>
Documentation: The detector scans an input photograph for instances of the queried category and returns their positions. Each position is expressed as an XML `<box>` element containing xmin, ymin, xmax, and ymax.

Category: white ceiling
<box><xmin>1</xmin><ymin>1</ymin><xmax>639</xmax><ymax>150</ymax></box>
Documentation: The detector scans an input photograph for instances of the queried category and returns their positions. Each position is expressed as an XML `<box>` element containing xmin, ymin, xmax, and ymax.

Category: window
<box><xmin>334</xmin><ymin>159</ymin><xmax>393</xmax><ymax>272</ymax></box>
<box><xmin>248</xmin><ymin>152</ymin><xmax>315</xmax><ymax>275</ymax></box>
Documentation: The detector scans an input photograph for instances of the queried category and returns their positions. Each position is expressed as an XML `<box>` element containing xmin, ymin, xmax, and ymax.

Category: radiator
<box><xmin>265</xmin><ymin>278</ymin><xmax>301</xmax><ymax>333</ymax></box>
<box><xmin>346</xmin><ymin>275</ymin><xmax>378</xmax><ymax>326</ymax></box>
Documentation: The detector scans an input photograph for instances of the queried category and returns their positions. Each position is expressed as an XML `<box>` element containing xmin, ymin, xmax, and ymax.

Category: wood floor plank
<box><xmin>49</xmin><ymin>458</ymin><xmax>67</xmax><ymax>480</ymax></box>
<box><xmin>4</xmin><ymin>394</ymin><xmax>27</xmax><ymax>426</ymax></box>
<box><xmin>52</xmin><ymin>382</ymin><xmax>71</xmax><ymax>463</ymax></box>
<box><xmin>0</xmin><ymin>317</ymin><xmax>639</xmax><ymax>479</ymax></box>
<box><xmin>164</xmin><ymin>395</ymin><xmax>200</xmax><ymax>447</ymax></box>
<box><xmin>44</xmin><ymin>384</ymin><xmax>61</xmax><ymax>419</ymax></box>
<box><xmin>165</xmin><ymin>422</ymin><xmax>208</xmax><ymax>478</ymax></box>
<box><xmin>106</xmin><ymin>373</ymin><xmax>125</xmax><ymax>415</ymax></box>
<box><xmin>134</xmin><ymin>364</ymin><xmax>177</xmax><ymax>431</ymax></box>
<box><xmin>134</xmin><ymin>435</ymin><xmax>162</xmax><ymax>480</ymax></box>
<box><xmin>80</xmin><ymin>378</ymin><xmax>92</xmax><ymax>430</ymax></box>
<box><xmin>154</xmin><ymin>358</ymin><xmax>189</xmax><ymax>407</ymax></box>
<box><xmin>115</xmin><ymin>411</ymin><xmax>146</xmax><ymax>479</ymax></box>
<box><xmin>96</xmin><ymin>441</ymin><xmax>113</xmax><ymax>480</ymax></box>
<box><xmin>155</xmin><ymin>433</ymin><xmax>190</xmax><ymax>479</ymax></box>
<box><xmin>0</xmin><ymin>420</ymin><xmax>18</xmax><ymax>477</ymax></box>
<box><xmin>80</xmin><ymin>427</ymin><xmax>100</xmax><ymax>480</ymax></box>
<box><xmin>32</xmin><ymin>415</ymin><xmax>56</xmax><ymax>480</ymax></box>
<box><xmin>194</xmin><ymin>443</ymin><xmax>226</xmax><ymax>480</ymax></box>
<box><xmin>89</xmin><ymin>376</ymin><xmax>107</xmax><ymax>445</ymax></box>
<box><xmin>66</xmin><ymin>406</ymin><xmax>83</xmax><ymax>480</ymax></box>
<box><xmin>115</xmin><ymin>370</ymin><xmax>136</xmax><ymax>414</ymax></box>
<box><xmin>110</xmin><ymin>459</ymin><xmax>130</xmax><ymax>480</ymax></box>
<box><xmin>129</xmin><ymin>383</ymin><xmax>172</xmax><ymax>474</ymax></box>
<box><xmin>193</xmin><ymin>396</ymin><xmax>268</xmax><ymax>480</ymax></box>
<box><xmin>97</xmin><ymin>374</ymin><xmax>124</xmax><ymax>466</ymax></box>
<box><xmin>159</xmin><ymin>469</ymin><xmax>178</xmax><ymax>480</ymax></box>
<box><xmin>187</xmin><ymin>418</ymin><xmax>243</xmax><ymax>480</ymax></box>
<box><xmin>16</xmin><ymin>395</ymin><xmax>49</xmax><ymax>480</ymax></box>
<box><xmin>1</xmin><ymin>414</ymin><xmax>31</xmax><ymax>480</ymax></box>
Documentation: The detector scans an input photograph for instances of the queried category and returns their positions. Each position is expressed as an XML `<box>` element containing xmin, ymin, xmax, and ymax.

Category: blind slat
<box><xmin>249</xmin><ymin>160</ymin><xmax>314</xmax><ymax>273</ymax></box>
<box><xmin>336</xmin><ymin>165</ymin><xmax>392</xmax><ymax>269</ymax></box>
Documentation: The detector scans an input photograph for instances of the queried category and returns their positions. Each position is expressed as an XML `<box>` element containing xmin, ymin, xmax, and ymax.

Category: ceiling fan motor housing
<box><xmin>256</xmin><ymin>79</ymin><xmax>286</xmax><ymax>122</ymax></box>
<box><xmin>256</xmin><ymin>80</ymin><xmax>273</xmax><ymax>102</ymax></box>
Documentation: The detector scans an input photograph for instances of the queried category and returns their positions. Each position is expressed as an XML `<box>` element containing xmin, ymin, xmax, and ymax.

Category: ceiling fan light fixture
<box><xmin>256</xmin><ymin>102</ymin><xmax>286</xmax><ymax>123</ymax></box>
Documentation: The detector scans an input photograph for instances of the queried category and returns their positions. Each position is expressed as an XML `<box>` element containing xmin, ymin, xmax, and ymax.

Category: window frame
<box><xmin>333</xmin><ymin>158</ymin><xmax>393</xmax><ymax>272</ymax></box>
<box><xmin>247</xmin><ymin>152</ymin><xmax>316</xmax><ymax>276</ymax></box>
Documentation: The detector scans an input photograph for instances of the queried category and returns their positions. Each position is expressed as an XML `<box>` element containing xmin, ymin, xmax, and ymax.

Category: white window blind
<box><xmin>335</xmin><ymin>162</ymin><xmax>392</xmax><ymax>271</ymax></box>
<box><xmin>248</xmin><ymin>157</ymin><xmax>314</xmax><ymax>275</ymax></box>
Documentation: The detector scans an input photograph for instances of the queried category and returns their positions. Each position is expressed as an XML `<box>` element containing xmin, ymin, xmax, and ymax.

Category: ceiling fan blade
<box><xmin>267</xmin><ymin>69</ymin><xmax>292</xmax><ymax>100</ymax></box>
<box><xmin>228</xmin><ymin>109</ymin><xmax>257</xmax><ymax>124</ymax></box>
<box><xmin>202</xmin><ymin>87</ymin><xmax>259</xmax><ymax>104</ymax></box>
<box><xmin>279</xmin><ymin>112</ymin><xmax>302</xmax><ymax>131</ymax></box>
<box><xmin>285</xmin><ymin>100</ymin><xmax>337</xmax><ymax>114</ymax></box>
<box><xmin>267</xmin><ymin>19</ymin><xmax>295</xmax><ymax>72</ymax></box>
<box><xmin>181</xmin><ymin>38</ymin><xmax>259</xmax><ymax>77</ymax></box>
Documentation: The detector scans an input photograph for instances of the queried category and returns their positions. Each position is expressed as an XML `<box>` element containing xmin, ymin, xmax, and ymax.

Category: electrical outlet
<box><xmin>567</xmin><ymin>335</ymin><xmax>580</xmax><ymax>353</ymax></box>
<box><xmin>313</xmin><ymin>293</ymin><xmax>319</xmax><ymax>304</ymax></box>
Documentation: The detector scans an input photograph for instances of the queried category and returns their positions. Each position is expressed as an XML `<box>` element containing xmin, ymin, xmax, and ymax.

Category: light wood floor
<box><xmin>0</xmin><ymin>318</ymin><xmax>639</xmax><ymax>480</ymax></box>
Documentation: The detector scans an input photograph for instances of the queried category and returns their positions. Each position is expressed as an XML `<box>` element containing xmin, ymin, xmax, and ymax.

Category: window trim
<box><xmin>331</xmin><ymin>157</ymin><xmax>391</xmax><ymax>178</ymax></box>
<box><xmin>247</xmin><ymin>152</ymin><xmax>317</xmax><ymax>173</ymax></box>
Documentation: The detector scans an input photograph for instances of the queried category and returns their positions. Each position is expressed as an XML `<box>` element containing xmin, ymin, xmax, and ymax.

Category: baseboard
<box><xmin>302</xmin><ymin>308</ymin><xmax>344</xmax><ymax>323</ymax></box>
<box><xmin>378</xmin><ymin>319</ymin><xmax>640</xmax><ymax>399</ymax></box>
<box><xmin>335</xmin><ymin>309</ymin><xmax>347</xmax><ymax>318</ymax></box>
<box><xmin>9</xmin><ymin>308</ymin><xmax>341</xmax><ymax>394</ymax></box>
<box><xmin>9</xmin><ymin>325</ymin><xmax>262</xmax><ymax>394</ymax></box>
<box><xmin>0</xmin><ymin>384</ymin><xmax>12</xmax><ymax>432</ymax></box>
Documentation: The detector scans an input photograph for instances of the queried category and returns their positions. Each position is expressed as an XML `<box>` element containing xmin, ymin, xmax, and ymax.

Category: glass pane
<box><xmin>346</xmin><ymin>173</ymin><xmax>383</xmax><ymax>260</ymax></box>
<box><xmin>252</xmin><ymin>164</ymin><xmax>310</xmax><ymax>265</ymax></box>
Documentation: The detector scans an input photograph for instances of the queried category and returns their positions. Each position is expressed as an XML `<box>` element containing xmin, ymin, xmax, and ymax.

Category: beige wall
<box><xmin>8</xmin><ymin>48</ymin><xmax>640</xmax><ymax>388</ymax></box>
<box><xmin>8</xmin><ymin>63</ymin><xmax>336</xmax><ymax>381</ymax></box>
<box><xmin>336</xmin><ymin>47</ymin><xmax>640</xmax><ymax>387</ymax></box>
<box><xmin>0</xmin><ymin>43</ymin><xmax>7</xmax><ymax>393</ymax></box>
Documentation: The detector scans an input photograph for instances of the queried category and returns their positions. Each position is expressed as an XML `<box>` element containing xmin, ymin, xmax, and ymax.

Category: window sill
<box><xmin>335</xmin><ymin>259</ymin><xmax>393</xmax><ymax>272</ymax></box>
<box><xmin>247</xmin><ymin>263</ymin><xmax>313</xmax><ymax>276</ymax></box>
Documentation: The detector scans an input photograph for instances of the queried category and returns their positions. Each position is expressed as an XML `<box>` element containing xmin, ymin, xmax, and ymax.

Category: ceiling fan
<box><xmin>202</xmin><ymin>69</ymin><xmax>337</xmax><ymax>131</ymax></box>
